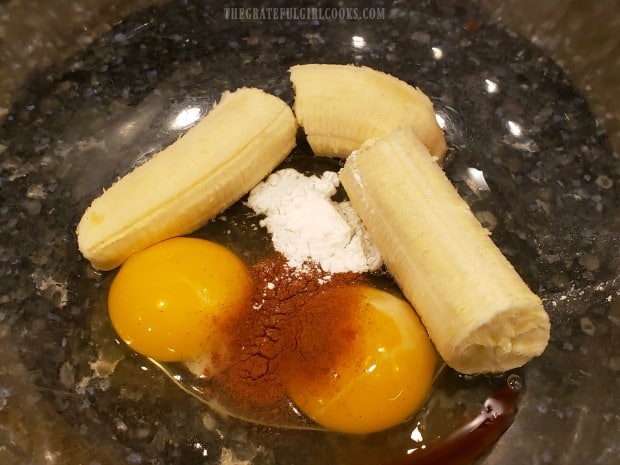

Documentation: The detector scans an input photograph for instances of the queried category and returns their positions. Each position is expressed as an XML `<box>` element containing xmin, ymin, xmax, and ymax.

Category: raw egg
<box><xmin>285</xmin><ymin>285</ymin><xmax>437</xmax><ymax>434</ymax></box>
<box><xmin>107</xmin><ymin>237</ymin><xmax>252</xmax><ymax>362</ymax></box>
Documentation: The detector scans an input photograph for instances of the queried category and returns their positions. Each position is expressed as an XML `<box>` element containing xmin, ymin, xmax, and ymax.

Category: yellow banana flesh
<box><xmin>290</xmin><ymin>63</ymin><xmax>448</xmax><ymax>161</ymax></box>
<box><xmin>339</xmin><ymin>127</ymin><xmax>550</xmax><ymax>374</ymax></box>
<box><xmin>77</xmin><ymin>87</ymin><xmax>297</xmax><ymax>270</ymax></box>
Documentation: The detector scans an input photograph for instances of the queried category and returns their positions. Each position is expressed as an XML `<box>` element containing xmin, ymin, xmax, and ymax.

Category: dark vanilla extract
<box><xmin>387</xmin><ymin>376</ymin><xmax>521</xmax><ymax>465</ymax></box>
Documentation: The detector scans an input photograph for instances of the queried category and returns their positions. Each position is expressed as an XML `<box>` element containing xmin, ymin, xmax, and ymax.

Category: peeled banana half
<box><xmin>76</xmin><ymin>87</ymin><xmax>297</xmax><ymax>270</ymax></box>
<box><xmin>339</xmin><ymin>127</ymin><xmax>550</xmax><ymax>374</ymax></box>
<box><xmin>290</xmin><ymin>63</ymin><xmax>448</xmax><ymax>161</ymax></box>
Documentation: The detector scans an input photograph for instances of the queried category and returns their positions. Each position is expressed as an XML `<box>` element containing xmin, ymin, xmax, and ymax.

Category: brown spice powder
<box><xmin>211</xmin><ymin>256</ymin><xmax>363</xmax><ymax>420</ymax></box>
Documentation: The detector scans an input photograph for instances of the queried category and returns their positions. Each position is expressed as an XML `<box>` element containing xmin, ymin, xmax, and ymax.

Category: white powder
<box><xmin>247</xmin><ymin>168</ymin><xmax>382</xmax><ymax>273</ymax></box>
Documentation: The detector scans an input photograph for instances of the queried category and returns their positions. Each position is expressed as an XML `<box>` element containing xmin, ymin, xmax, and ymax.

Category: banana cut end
<box><xmin>76</xmin><ymin>217</ymin><xmax>127</xmax><ymax>271</ymax></box>
<box><xmin>290</xmin><ymin>63</ymin><xmax>448</xmax><ymax>161</ymax></box>
<box><xmin>448</xmin><ymin>302</ymin><xmax>551</xmax><ymax>374</ymax></box>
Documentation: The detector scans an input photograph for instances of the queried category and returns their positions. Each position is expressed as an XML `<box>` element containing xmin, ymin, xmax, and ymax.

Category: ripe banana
<box><xmin>339</xmin><ymin>127</ymin><xmax>550</xmax><ymax>374</ymax></box>
<box><xmin>77</xmin><ymin>87</ymin><xmax>297</xmax><ymax>270</ymax></box>
<box><xmin>289</xmin><ymin>63</ymin><xmax>448</xmax><ymax>161</ymax></box>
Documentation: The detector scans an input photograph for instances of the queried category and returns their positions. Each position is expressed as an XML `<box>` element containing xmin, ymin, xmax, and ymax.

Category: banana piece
<box><xmin>339</xmin><ymin>127</ymin><xmax>550</xmax><ymax>374</ymax></box>
<box><xmin>77</xmin><ymin>87</ymin><xmax>297</xmax><ymax>270</ymax></box>
<box><xmin>290</xmin><ymin>63</ymin><xmax>448</xmax><ymax>161</ymax></box>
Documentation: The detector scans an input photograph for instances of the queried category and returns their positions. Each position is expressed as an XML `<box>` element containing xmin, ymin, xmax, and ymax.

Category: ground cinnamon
<box><xmin>211</xmin><ymin>255</ymin><xmax>364</xmax><ymax>423</ymax></box>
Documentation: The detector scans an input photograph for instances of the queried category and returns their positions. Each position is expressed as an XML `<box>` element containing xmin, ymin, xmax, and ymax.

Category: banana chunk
<box><xmin>77</xmin><ymin>88</ymin><xmax>297</xmax><ymax>270</ymax></box>
<box><xmin>339</xmin><ymin>127</ymin><xmax>550</xmax><ymax>374</ymax></box>
<box><xmin>290</xmin><ymin>63</ymin><xmax>447</xmax><ymax>161</ymax></box>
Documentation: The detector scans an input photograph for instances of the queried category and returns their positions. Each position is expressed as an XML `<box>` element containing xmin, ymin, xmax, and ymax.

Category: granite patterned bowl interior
<box><xmin>1</xmin><ymin>1</ymin><xmax>619</xmax><ymax>464</ymax></box>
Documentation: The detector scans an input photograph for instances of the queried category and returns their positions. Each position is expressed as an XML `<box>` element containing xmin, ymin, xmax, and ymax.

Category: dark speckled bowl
<box><xmin>0</xmin><ymin>1</ymin><xmax>619</xmax><ymax>464</ymax></box>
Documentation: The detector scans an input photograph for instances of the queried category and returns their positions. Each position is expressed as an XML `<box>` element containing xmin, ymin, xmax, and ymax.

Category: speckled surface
<box><xmin>1</xmin><ymin>1</ymin><xmax>619</xmax><ymax>464</ymax></box>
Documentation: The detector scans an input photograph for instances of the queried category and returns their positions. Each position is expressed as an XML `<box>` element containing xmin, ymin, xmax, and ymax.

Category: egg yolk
<box><xmin>107</xmin><ymin>237</ymin><xmax>252</xmax><ymax>362</ymax></box>
<box><xmin>285</xmin><ymin>285</ymin><xmax>437</xmax><ymax>434</ymax></box>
